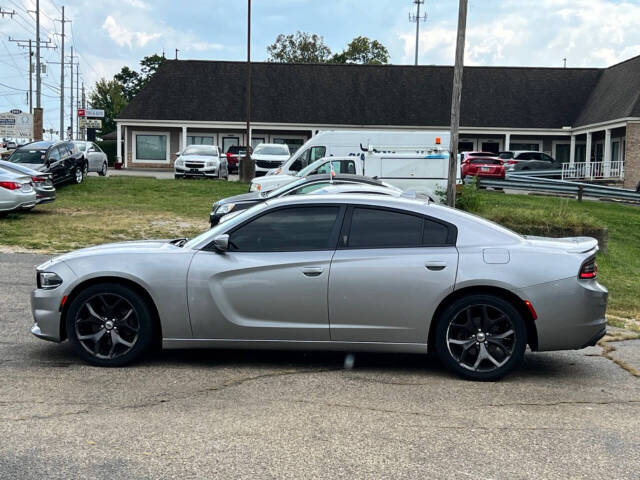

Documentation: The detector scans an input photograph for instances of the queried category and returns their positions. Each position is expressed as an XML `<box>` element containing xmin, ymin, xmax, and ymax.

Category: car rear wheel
<box><xmin>435</xmin><ymin>294</ymin><xmax>526</xmax><ymax>381</ymax></box>
<box><xmin>74</xmin><ymin>167</ymin><xmax>84</xmax><ymax>184</ymax></box>
<box><xmin>99</xmin><ymin>162</ymin><xmax>107</xmax><ymax>176</ymax></box>
<box><xmin>66</xmin><ymin>283</ymin><xmax>154</xmax><ymax>367</ymax></box>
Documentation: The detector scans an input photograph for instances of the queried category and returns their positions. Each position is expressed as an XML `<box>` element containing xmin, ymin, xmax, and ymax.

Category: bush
<box><xmin>96</xmin><ymin>140</ymin><xmax>117</xmax><ymax>165</ymax></box>
<box><xmin>456</xmin><ymin>179</ymin><xmax>482</xmax><ymax>213</ymax></box>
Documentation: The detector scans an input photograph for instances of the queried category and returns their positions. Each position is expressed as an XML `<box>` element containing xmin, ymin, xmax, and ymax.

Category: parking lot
<box><xmin>1</xmin><ymin>252</ymin><xmax>639</xmax><ymax>479</ymax></box>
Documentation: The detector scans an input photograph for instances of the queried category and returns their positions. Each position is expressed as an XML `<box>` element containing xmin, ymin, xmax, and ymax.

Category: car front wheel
<box><xmin>99</xmin><ymin>162</ymin><xmax>107</xmax><ymax>176</ymax></box>
<box><xmin>435</xmin><ymin>294</ymin><xmax>526</xmax><ymax>381</ymax></box>
<box><xmin>66</xmin><ymin>283</ymin><xmax>154</xmax><ymax>367</ymax></box>
<box><xmin>74</xmin><ymin>167</ymin><xmax>84</xmax><ymax>184</ymax></box>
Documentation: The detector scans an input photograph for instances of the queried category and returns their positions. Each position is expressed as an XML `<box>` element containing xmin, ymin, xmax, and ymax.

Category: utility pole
<box><xmin>69</xmin><ymin>46</ymin><xmax>74</xmax><ymax>140</ymax></box>
<box><xmin>175</xmin><ymin>48</ymin><xmax>179</xmax><ymax>60</ymax></box>
<box><xmin>446</xmin><ymin>0</ymin><xmax>468</xmax><ymax>208</ymax></box>
<box><xmin>57</xmin><ymin>6</ymin><xmax>70</xmax><ymax>143</ymax></box>
<box><xmin>563</xmin><ymin>58</ymin><xmax>567</xmax><ymax>68</ymax></box>
<box><xmin>240</xmin><ymin>0</ymin><xmax>254</xmax><ymax>182</ymax></box>
<box><xmin>76</xmin><ymin>65</ymin><xmax>79</xmax><ymax>139</ymax></box>
<box><xmin>81</xmin><ymin>82</ymin><xmax>86</xmax><ymax>140</ymax></box>
<box><xmin>0</xmin><ymin>7</ymin><xmax>16</xmax><ymax>17</ymax></box>
<box><xmin>409</xmin><ymin>0</ymin><xmax>426</xmax><ymax>66</ymax></box>
<box><xmin>35</xmin><ymin>0</ymin><xmax>41</xmax><ymax>108</ymax></box>
<box><xmin>9</xmin><ymin>38</ymin><xmax>33</xmax><ymax>114</ymax></box>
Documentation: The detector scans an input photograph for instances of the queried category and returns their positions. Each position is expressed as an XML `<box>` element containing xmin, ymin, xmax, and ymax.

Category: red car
<box><xmin>461</xmin><ymin>152</ymin><xmax>505</xmax><ymax>179</ymax></box>
<box><xmin>225</xmin><ymin>146</ymin><xmax>247</xmax><ymax>174</ymax></box>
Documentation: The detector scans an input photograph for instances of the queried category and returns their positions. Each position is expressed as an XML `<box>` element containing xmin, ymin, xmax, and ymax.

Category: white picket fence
<box><xmin>562</xmin><ymin>161</ymin><xmax>624</xmax><ymax>180</ymax></box>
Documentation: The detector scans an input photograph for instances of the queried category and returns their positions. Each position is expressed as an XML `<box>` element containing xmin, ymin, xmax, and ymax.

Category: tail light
<box><xmin>31</xmin><ymin>176</ymin><xmax>46</xmax><ymax>183</ymax></box>
<box><xmin>506</xmin><ymin>160</ymin><xmax>517</xmax><ymax>165</ymax></box>
<box><xmin>0</xmin><ymin>181</ymin><xmax>21</xmax><ymax>190</ymax></box>
<box><xmin>579</xmin><ymin>257</ymin><xmax>597</xmax><ymax>279</ymax></box>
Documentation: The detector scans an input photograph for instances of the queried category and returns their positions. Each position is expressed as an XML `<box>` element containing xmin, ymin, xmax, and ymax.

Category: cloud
<box><xmin>122</xmin><ymin>0</ymin><xmax>150</xmax><ymax>8</ymax></box>
<box><xmin>397</xmin><ymin>0</ymin><xmax>640</xmax><ymax>67</ymax></box>
<box><xmin>102</xmin><ymin>15</ymin><xmax>161</xmax><ymax>49</ymax></box>
<box><xmin>189</xmin><ymin>42</ymin><xmax>225</xmax><ymax>52</ymax></box>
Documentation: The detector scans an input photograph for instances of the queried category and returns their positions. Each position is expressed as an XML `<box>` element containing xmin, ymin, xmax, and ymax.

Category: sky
<box><xmin>1</xmin><ymin>0</ymin><xmax>640</xmax><ymax>138</ymax></box>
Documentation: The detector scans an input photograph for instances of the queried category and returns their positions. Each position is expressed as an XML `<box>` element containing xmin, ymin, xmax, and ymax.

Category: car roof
<box><xmin>302</xmin><ymin>173</ymin><xmax>382</xmax><ymax>185</ymax></box>
<box><xmin>309</xmin><ymin>184</ymin><xmax>398</xmax><ymax>195</ymax></box>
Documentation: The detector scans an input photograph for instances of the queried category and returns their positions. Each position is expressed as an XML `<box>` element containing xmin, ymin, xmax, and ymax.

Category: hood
<box><xmin>524</xmin><ymin>236</ymin><xmax>599</xmax><ymax>254</ymax></box>
<box><xmin>178</xmin><ymin>154</ymin><xmax>219</xmax><ymax>162</ymax></box>
<box><xmin>252</xmin><ymin>153</ymin><xmax>290</xmax><ymax>161</ymax></box>
<box><xmin>39</xmin><ymin>240</ymin><xmax>182</xmax><ymax>269</ymax></box>
<box><xmin>216</xmin><ymin>191</ymin><xmax>262</xmax><ymax>206</ymax></box>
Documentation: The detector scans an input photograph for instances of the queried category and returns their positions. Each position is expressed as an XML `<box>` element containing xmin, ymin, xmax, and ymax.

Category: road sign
<box><xmin>0</xmin><ymin>111</ymin><xmax>33</xmax><ymax>137</ymax></box>
<box><xmin>10</xmin><ymin>109</ymin><xmax>22</xmax><ymax>114</ymax></box>
<box><xmin>78</xmin><ymin>108</ymin><xmax>105</xmax><ymax>118</ymax></box>
<box><xmin>79</xmin><ymin>118</ymin><xmax>102</xmax><ymax>129</ymax></box>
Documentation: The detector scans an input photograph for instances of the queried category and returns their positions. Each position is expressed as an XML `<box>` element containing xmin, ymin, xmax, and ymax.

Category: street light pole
<box><xmin>446</xmin><ymin>0</ymin><xmax>468</xmax><ymax>208</ymax></box>
<box><xmin>240</xmin><ymin>0</ymin><xmax>254</xmax><ymax>182</ymax></box>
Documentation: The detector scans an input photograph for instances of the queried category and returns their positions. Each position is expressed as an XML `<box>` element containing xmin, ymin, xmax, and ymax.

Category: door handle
<box><xmin>302</xmin><ymin>267</ymin><xmax>324</xmax><ymax>277</ymax></box>
<box><xmin>425</xmin><ymin>261</ymin><xmax>446</xmax><ymax>271</ymax></box>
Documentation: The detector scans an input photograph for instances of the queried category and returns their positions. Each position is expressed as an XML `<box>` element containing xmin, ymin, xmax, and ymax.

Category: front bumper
<box><xmin>30</xmin><ymin>262</ymin><xmax>77</xmax><ymax>343</ymax></box>
<box><xmin>175</xmin><ymin>166</ymin><xmax>218</xmax><ymax>177</ymax></box>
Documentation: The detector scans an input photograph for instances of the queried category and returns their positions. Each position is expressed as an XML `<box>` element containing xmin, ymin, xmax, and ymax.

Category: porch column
<box><xmin>181</xmin><ymin>126</ymin><xmax>187</xmax><ymax>151</ymax></box>
<box><xmin>504</xmin><ymin>133</ymin><xmax>510</xmax><ymax>151</ymax></box>
<box><xmin>585</xmin><ymin>132</ymin><xmax>592</xmax><ymax>178</ymax></box>
<box><xmin>604</xmin><ymin>128</ymin><xmax>612</xmax><ymax>177</ymax></box>
<box><xmin>116</xmin><ymin>122</ymin><xmax>122</xmax><ymax>166</ymax></box>
<box><xmin>569</xmin><ymin>135</ymin><xmax>576</xmax><ymax>166</ymax></box>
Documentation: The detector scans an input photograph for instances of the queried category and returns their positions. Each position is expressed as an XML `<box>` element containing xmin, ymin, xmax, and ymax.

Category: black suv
<box><xmin>7</xmin><ymin>140</ymin><xmax>87</xmax><ymax>185</ymax></box>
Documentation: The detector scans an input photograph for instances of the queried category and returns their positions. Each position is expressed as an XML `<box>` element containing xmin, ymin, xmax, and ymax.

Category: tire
<box><xmin>434</xmin><ymin>294</ymin><xmax>526</xmax><ymax>381</ymax></box>
<box><xmin>74</xmin><ymin>167</ymin><xmax>84</xmax><ymax>184</ymax></box>
<box><xmin>99</xmin><ymin>162</ymin><xmax>107</xmax><ymax>176</ymax></box>
<box><xmin>66</xmin><ymin>283</ymin><xmax>155</xmax><ymax>367</ymax></box>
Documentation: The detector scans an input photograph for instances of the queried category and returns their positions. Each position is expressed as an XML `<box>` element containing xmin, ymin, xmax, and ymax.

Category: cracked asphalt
<box><xmin>1</xmin><ymin>252</ymin><xmax>639</xmax><ymax>480</ymax></box>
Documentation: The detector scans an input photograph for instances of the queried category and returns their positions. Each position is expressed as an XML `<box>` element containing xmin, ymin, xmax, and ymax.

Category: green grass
<box><xmin>1</xmin><ymin>177</ymin><xmax>638</xmax><ymax>319</ymax></box>
<box><xmin>465</xmin><ymin>190</ymin><xmax>640</xmax><ymax>320</ymax></box>
<box><xmin>0</xmin><ymin>176</ymin><xmax>247</xmax><ymax>252</ymax></box>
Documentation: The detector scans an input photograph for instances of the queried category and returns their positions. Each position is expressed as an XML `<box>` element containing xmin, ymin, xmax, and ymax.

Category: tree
<box><xmin>113</xmin><ymin>54</ymin><xmax>166</xmax><ymax>102</ymax></box>
<box><xmin>113</xmin><ymin>66</ymin><xmax>140</xmax><ymax>102</ymax></box>
<box><xmin>267</xmin><ymin>31</ymin><xmax>332</xmax><ymax>63</ymax></box>
<box><xmin>332</xmin><ymin>36</ymin><xmax>390</xmax><ymax>64</ymax></box>
<box><xmin>88</xmin><ymin>79</ymin><xmax>127</xmax><ymax>134</ymax></box>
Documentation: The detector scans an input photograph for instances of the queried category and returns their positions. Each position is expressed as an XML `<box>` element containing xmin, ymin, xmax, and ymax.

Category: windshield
<box><xmin>253</xmin><ymin>145</ymin><xmax>289</xmax><ymax>156</ymax></box>
<box><xmin>9</xmin><ymin>149</ymin><xmax>47</xmax><ymax>164</ymax></box>
<box><xmin>183</xmin><ymin>145</ymin><xmax>218</xmax><ymax>156</ymax></box>
<box><xmin>498</xmin><ymin>152</ymin><xmax>514</xmax><ymax>159</ymax></box>
<box><xmin>264</xmin><ymin>177</ymin><xmax>311</xmax><ymax>198</ymax></box>
<box><xmin>297</xmin><ymin>158</ymin><xmax>334</xmax><ymax>177</ymax></box>
<box><xmin>183</xmin><ymin>202</ymin><xmax>268</xmax><ymax>249</ymax></box>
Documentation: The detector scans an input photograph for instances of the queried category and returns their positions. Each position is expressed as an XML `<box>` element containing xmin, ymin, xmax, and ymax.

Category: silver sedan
<box><xmin>30</xmin><ymin>195</ymin><xmax>608</xmax><ymax>380</ymax></box>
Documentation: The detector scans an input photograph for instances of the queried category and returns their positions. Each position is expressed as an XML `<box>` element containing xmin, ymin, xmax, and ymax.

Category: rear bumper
<box><xmin>522</xmin><ymin>277</ymin><xmax>608</xmax><ymax>351</ymax></box>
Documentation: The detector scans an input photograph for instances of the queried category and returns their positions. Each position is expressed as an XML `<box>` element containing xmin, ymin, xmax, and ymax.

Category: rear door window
<box><xmin>346</xmin><ymin>208</ymin><xmax>422</xmax><ymax>248</ymax></box>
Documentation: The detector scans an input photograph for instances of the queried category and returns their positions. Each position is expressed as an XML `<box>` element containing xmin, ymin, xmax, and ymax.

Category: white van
<box><xmin>258</xmin><ymin>130</ymin><xmax>451</xmax><ymax>178</ymax></box>
<box><xmin>250</xmin><ymin>141</ymin><xmax>459</xmax><ymax>199</ymax></box>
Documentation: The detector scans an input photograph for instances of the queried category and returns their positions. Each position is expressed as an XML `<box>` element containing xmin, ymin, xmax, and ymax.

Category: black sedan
<box><xmin>7</xmin><ymin>140</ymin><xmax>87</xmax><ymax>186</ymax></box>
<box><xmin>210</xmin><ymin>174</ymin><xmax>391</xmax><ymax>226</ymax></box>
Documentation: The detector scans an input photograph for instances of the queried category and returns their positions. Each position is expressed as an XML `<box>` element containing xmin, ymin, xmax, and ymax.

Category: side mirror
<box><xmin>212</xmin><ymin>234</ymin><xmax>229</xmax><ymax>252</ymax></box>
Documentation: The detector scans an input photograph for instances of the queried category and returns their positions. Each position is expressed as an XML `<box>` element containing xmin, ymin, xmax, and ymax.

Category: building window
<box><xmin>273</xmin><ymin>137</ymin><xmax>305</xmax><ymax>153</ymax></box>
<box><xmin>510</xmin><ymin>142</ymin><xmax>540</xmax><ymax>151</ymax></box>
<box><xmin>252</xmin><ymin>137</ymin><xmax>265</xmax><ymax>149</ymax></box>
<box><xmin>222</xmin><ymin>136</ymin><xmax>240</xmax><ymax>153</ymax></box>
<box><xmin>134</xmin><ymin>133</ymin><xmax>168</xmax><ymax>162</ymax></box>
<box><xmin>188</xmin><ymin>136</ymin><xmax>214</xmax><ymax>145</ymax></box>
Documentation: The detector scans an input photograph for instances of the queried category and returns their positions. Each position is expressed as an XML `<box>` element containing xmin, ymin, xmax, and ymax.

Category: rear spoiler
<box><xmin>525</xmin><ymin>235</ymin><xmax>599</xmax><ymax>254</ymax></box>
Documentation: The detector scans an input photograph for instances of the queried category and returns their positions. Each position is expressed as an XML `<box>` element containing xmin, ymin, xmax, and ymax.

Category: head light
<box><xmin>249</xmin><ymin>183</ymin><xmax>261</xmax><ymax>192</ymax></box>
<box><xmin>175</xmin><ymin>159</ymin><xmax>183</xmax><ymax>167</ymax></box>
<box><xmin>38</xmin><ymin>271</ymin><xmax>63</xmax><ymax>289</ymax></box>
<box><xmin>215</xmin><ymin>203</ymin><xmax>235</xmax><ymax>215</ymax></box>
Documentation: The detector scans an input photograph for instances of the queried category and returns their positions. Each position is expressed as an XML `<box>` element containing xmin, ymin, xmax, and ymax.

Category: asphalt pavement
<box><xmin>1</xmin><ymin>252</ymin><xmax>639</xmax><ymax>480</ymax></box>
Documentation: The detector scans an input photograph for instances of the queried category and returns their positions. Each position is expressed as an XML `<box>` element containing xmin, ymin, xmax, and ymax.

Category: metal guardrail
<box><xmin>464</xmin><ymin>175</ymin><xmax>640</xmax><ymax>202</ymax></box>
<box><xmin>507</xmin><ymin>169</ymin><xmax>563</xmax><ymax>177</ymax></box>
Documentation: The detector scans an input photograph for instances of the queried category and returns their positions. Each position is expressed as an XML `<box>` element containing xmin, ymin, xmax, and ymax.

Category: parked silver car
<box><xmin>174</xmin><ymin>145</ymin><xmax>228</xmax><ymax>179</ymax></box>
<box><xmin>30</xmin><ymin>195</ymin><xmax>607</xmax><ymax>380</ymax></box>
<box><xmin>73</xmin><ymin>141</ymin><xmax>108</xmax><ymax>176</ymax></box>
<box><xmin>0</xmin><ymin>160</ymin><xmax>56</xmax><ymax>205</ymax></box>
<box><xmin>0</xmin><ymin>169</ymin><xmax>36</xmax><ymax>213</ymax></box>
